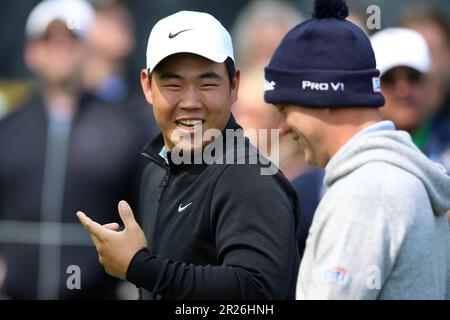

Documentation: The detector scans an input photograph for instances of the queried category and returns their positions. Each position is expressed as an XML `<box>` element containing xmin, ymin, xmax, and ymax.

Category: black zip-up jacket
<box><xmin>126</xmin><ymin>116</ymin><xmax>300</xmax><ymax>300</ymax></box>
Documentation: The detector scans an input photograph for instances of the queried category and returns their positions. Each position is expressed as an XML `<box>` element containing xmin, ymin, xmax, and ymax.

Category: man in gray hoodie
<box><xmin>264</xmin><ymin>0</ymin><xmax>450</xmax><ymax>299</ymax></box>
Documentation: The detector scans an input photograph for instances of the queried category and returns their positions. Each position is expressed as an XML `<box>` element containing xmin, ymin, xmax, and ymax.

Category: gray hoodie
<box><xmin>297</xmin><ymin>123</ymin><xmax>450</xmax><ymax>299</ymax></box>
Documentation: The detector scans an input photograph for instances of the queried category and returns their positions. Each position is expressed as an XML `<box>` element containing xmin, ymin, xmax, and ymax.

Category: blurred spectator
<box><xmin>290</xmin><ymin>167</ymin><xmax>325</xmax><ymax>258</ymax></box>
<box><xmin>347</xmin><ymin>9</ymin><xmax>370</xmax><ymax>35</ymax></box>
<box><xmin>372</xmin><ymin>27</ymin><xmax>450</xmax><ymax>173</ymax></box>
<box><xmin>0</xmin><ymin>0</ymin><xmax>150</xmax><ymax>299</ymax></box>
<box><xmin>397</xmin><ymin>7</ymin><xmax>450</xmax><ymax>117</ymax></box>
<box><xmin>233</xmin><ymin>67</ymin><xmax>310</xmax><ymax>180</ymax></box>
<box><xmin>232</xmin><ymin>0</ymin><xmax>304</xmax><ymax>69</ymax></box>
<box><xmin>232</xmin><ymin>0</ymin><xmax>308</xmax><ymax>180</ymax></box>
<box><xmin>82</xmin><ymin>0</ymin><xmax>159</xmax><ymax>151</ymax></box>
<box><xmin>82</xmin><ymin>0</ymin><xmax>134</xmax><ymax>104</ymax></box>
<box><xmin>372</xmin><ymin>28</ymin><xmax>430</xmax><ymax>133</ymax></box>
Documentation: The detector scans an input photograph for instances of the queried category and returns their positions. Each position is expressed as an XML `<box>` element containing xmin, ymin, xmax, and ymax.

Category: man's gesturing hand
<box><xmin>77</xmin><ymin>200</ymin><xmax>148</xmax><ymax>280</ymax></box>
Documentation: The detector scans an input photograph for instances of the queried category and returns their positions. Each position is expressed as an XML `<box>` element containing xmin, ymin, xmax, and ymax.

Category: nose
<box><xmin>178</xmin><ymin>86</ymin><xmax>202</xmax><ymax>110</ymax></box>
<box><xmin>393</xmin><ymin>77</ymin><xmax>414</xmax><ymax>99</ymax></box>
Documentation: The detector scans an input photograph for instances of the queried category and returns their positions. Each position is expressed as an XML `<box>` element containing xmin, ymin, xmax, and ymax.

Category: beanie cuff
<box><xmin>264</xmin><ymin>66</ymin><xmax>385</xmax><ymax>108</ymax></box>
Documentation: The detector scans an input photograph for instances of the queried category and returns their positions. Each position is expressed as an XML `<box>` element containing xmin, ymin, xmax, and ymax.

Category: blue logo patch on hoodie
<box><xmin>324</xmin><ymin>266</ymin><xmax>348</xmax><ymax>284</ymax></box>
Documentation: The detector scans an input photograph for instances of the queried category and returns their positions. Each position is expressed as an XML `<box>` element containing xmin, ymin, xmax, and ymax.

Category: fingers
<box><xmin>76</xmin><ymin>211</ymin><xmax>108</xmax><ymax>240</ymax></box>
<box><xmin>118</xmin><ymin>201</ymin><xmax>137</xmax><ymax>229</ymax></box>
<box><xmin>103</xmin><ymin>223</ymin><xmax>121</xmax><ymax>231</ymax></box>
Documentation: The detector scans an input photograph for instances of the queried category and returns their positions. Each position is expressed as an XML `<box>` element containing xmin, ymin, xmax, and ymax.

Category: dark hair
<box><xmin>224</xmin><ymin>57</ymin><xmax>236</xmax><ymax>85</ymax></box>
<box><xmin>148</xmin><ymin>56</ymin><xmax>236</xmax><ymax>86</ymax></box>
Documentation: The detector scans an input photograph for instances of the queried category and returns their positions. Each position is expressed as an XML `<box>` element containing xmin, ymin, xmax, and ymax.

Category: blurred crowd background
<box><xmin>0</xmin><ymin>0</ymin><xmax>449</xmax><ymax>300</ymax></box>
<box><xmin>1</xmin><ymin>0</ymin><xmax>450</xmax><ymax>86</ymax></box>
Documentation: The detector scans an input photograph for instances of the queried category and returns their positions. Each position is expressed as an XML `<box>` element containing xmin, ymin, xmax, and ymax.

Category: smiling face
<box><xmin>141</xmin><ymin>53</ymin><xmax>239</xmax><ymax>152</ymax></box>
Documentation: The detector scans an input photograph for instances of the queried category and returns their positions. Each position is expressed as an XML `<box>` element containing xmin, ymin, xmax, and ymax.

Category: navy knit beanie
<box><xmin>264</xmin><ymin>0</ymin><xmax>385</xmax><ymax>108</ymax></box>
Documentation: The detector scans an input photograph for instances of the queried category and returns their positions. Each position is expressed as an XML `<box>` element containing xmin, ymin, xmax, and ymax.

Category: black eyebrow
<box><xmin>158</xmin><ymin>71</ymin><xmax>222</xmax><ymax>82</ymax></box>
<box><xmin>158</xmin><ymin>72</ymin><xmax>183</xmax><ymax>81</ymax></box>
<box><xmin>199</xmin><ymin>72</ymin><xmax>222</xmax><ymax>80</ymax></box>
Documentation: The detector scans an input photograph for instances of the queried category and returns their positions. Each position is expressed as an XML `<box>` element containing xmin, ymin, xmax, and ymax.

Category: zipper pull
<box><xmin>160</xmin><ymin>174</ymin><xmax>169</xmax><ymax>189</ymax></box>
<box><xmin>158</xmin><ymin>170</ymin><xmax>170</xmax><ymax>201</ymax></box>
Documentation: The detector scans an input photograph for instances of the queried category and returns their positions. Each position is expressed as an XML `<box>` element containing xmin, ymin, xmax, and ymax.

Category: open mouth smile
<box><xmin>175</xmin><ymin>119</ymin><xmax>205</xmax><ymax>131</ymax></box>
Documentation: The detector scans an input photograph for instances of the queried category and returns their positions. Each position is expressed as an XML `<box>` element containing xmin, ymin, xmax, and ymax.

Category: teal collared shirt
<box><xmin>159</xmin><ymin>146</ymin><xmax>169</xmax><ymax>165</ymax></box>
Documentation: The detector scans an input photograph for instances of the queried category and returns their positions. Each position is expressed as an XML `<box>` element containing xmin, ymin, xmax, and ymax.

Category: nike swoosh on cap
<box><xmin>169</xmin><ymin>28</ymin><xmax>194</xmax><ymax>39</ymax></box>
<box><xmin>178</xmin><ymin>202</ymin><xmax>193</xmax><ymax>213</ymax></box>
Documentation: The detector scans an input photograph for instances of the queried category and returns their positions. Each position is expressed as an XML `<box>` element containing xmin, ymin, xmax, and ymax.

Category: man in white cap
<box><xmin>371</xmin><ymin>28</ymin><xmax>431</xmax><ymax>135</ymax></box>
<box><xmin>77</xmin><ymin>11</ymin><xmax>300</xmax><ymax>300</ymax></box>
<box><xmin>372</xmin><ymin>28</ymin><xmax>450</xmax><ymax>176</ymax></box>
<box><xmin>0</xmin><ymin>0</ymin><xmax>149</xmax><ymax>299</ymax></box>
<box><xmin>372</xmin><ymin>28</ymin><xmax>450</xmax><ymax>224</ymax></box>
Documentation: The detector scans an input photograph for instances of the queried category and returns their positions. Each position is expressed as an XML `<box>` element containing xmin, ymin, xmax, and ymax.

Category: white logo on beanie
<box><xmin>264</xmin><ymin>80</ymin><xmax>276</xmax><ymax>91</ymax></box>
<box><xmin>372</xmin><ymin>77</ymin><xmax>381</xmax><ymax>93</ymax></box>
<box><xmin>302</xmin><ymin>80</ymin><xmax>344</xmax><ymax>92</ymax></box>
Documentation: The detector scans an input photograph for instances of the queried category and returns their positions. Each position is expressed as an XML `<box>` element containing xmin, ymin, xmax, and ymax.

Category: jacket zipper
<box><xmin>158</xmin><ymin>167</ymin><xmax>171</xmax><ymax>201</ymax></box>
<box><xmin>141</xmin><ymin>151</ymin><xmax>171</xmax><ymax>253</ymax></box>
<box><xmin>141</xmin><ymin>151</ymin><xmax>171</xmax><ymax>202</ymax></box>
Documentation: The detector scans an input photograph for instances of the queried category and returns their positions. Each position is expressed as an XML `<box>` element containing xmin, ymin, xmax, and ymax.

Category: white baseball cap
<box><xmin>370</xmin><ymin>27</ymin><xmax>431</xmax><ymax>76</ymax></box>
<box><xmin>146</xmin><ymin>11</ymin><xmax>234</xmax><ymax>72</ymax></box>
<box><xmin>25</xmin><ymin>0</ymin><xmax>95</xmax><ymax>40</ymax></box>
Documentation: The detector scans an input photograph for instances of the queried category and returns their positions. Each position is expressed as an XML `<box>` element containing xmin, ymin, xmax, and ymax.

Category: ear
<box><xmin>140</xmin><ymin>69</ymin><xmax>154</xmax><ymax>106</ymax></box>
<box><xmin>230</xmin><ymin>69</ymin><xmax>240</xmax><ymax>105</ymax></box>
